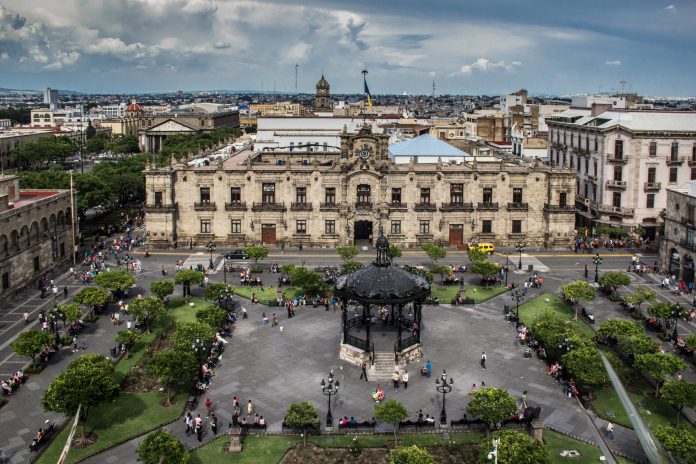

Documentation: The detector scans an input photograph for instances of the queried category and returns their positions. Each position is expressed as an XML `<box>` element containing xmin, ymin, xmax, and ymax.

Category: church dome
<box><xmin>316</xmin><ymin>74</ymin><xmax>330</xmax><ymax>90</ymax></box>
<box><xmin>126</xmin><ymin>98</ymin><xmax>142</xmax><ymax>112</ymax></box>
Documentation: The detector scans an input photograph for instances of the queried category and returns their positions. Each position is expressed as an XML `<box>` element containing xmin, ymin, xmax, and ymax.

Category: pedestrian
<box><xmin>360</xmin><ymin>361</ymin><xmax>368</xmax><ymax>382</ymax></box>
<box><xmin>23</xmin><ymin>312</ymin><xmax>29</xmax><ymax>324</ymax></box>
<box><xmin>480</xmin><ymin>352</ymin><xmax>487</xmax><ymax>370</ymax></box>
<box><xmin>210</xmin><ymin>413</ymin><xmax>218</xmax><ymax>435</ymax></box>
<box><xmin>185</xmin><ymin>412</ymin><xmax>193</xmax><ymax>434</ymax></box>
<box><xmin>521</xmin><ymin>390</ymin><xmax>528</xmax><ymax>409</ymax></box>
<box><xmin>606</xmin><ymin>422</ymin><xmax>615</xmax><ymax>441</ymax></box>
<box><xmin>72</xmin><ymin>336</ymin><xmax>78</xmax><ymax>353</ymax></box>
<box><xmin>247</xmin><ymin>400</ymin><xmax>253</xmax><ymax>416</ymax></box>
<box><xmin>63</xmin><ymin>286</ymin><xmax>68</xmax><ymax>299</ymax></box>
<box><xmin>205</xmin><ymin>397</ymin><xmax>213</xmax><ymax>417</ymax></box>
<box><xmin>262</xmin><ymin>312</ymin><xmax>268</xmax><ymax>325</ymax></box>
<box><xmin>195</xmin><ymin>421</ymin><xmax>203</xmax><ymax>442</ymax></box>
<box><xmin>471</xmin><ymin>383</ymin><xmax>477</xmax><ymax>392</ymax></box>
<box><xmin>401</xmin><ymin>370</ymin><xmax>409</xmax><ymax>389</ymax></box>
<box><xmin>271</xmin><ymin>313</ymin><xmax>278</xmax><ymax>327</ymax></box>
<box><xmin>52</xmin><ymin>285</ymin><xmax>58</xmax><ymax>299</ymax></box>
<box><xmin>392</xmin><ymin>370</ymin><xmax>400</xmax><ymax>388</ymax></box>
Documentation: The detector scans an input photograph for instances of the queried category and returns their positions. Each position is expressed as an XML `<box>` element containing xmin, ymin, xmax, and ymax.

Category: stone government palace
<box><xmin>144</xmin><ymin>76</ymin><xmax>576</xmax><ymax>249</ymax></box>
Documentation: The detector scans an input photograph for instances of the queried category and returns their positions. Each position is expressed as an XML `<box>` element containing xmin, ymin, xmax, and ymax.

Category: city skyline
<box><xmin>1</xmin><ymin>1</ymin><xmax>695</xmax><ymax>96</ymax></box>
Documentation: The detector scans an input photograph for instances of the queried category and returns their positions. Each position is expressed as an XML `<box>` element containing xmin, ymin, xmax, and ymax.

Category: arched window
<box><xmin>9</xmin><ymin>230</ymin><xmax>19</xmax><ymax>251</ymax></box>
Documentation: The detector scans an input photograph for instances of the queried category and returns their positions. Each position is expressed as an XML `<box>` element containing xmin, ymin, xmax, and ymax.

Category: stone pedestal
<box><xmin>227</xmin><ymin>427</ymin><xmax>242</xmax><ymax>453</ymax></box>
<box><xmin>395</xmin><ymin>343</ymin><xmax>423</xmax><ymax>366</ymax></box>
<box><xmin>530</xmin><ymin>420</ymin><xmax>544</xmax><ymax>442</ymax></box>
<box><xmin>339</xmin><ymin>343</ymin><xmax>371</xmax><ymax>366</ymax></box>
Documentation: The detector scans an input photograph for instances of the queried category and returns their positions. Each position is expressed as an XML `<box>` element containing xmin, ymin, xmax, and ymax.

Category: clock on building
<box><xmin>359</xmin><ymin>148</ymin><xmax>371</xmax><ymax>159</ymax></box>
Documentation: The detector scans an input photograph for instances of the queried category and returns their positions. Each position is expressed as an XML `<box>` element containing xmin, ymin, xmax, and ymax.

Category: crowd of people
<box><xmin>1</xmin><ymin>371</ymin><xmax>25</xmax><ymax>396</ymax></box>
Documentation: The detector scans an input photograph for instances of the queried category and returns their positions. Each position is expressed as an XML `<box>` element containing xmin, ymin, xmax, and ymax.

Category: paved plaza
<box><xmin>3</xmin><ymin>246</ymin><xmax>695</xmax><ymax>463</ymax></box>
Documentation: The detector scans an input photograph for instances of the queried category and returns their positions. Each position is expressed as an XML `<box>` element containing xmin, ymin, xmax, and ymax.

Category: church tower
<box><xmin>313</xmin><ymin>74</ymin><xmax>333</xmax><ymax>113</ymax></box>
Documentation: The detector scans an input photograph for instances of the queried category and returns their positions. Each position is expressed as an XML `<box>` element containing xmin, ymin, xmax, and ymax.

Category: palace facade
<box><xmin>144</xmin><ymin>125</ymin><xmax>576</xmax><ymax>249</ymax></box>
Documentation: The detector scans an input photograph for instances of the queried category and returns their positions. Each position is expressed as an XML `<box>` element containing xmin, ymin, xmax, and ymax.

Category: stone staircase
<box><xmin>370</xmin><ymin>351</ymin><xmax>398</xmax><ymax>381</ymax></box>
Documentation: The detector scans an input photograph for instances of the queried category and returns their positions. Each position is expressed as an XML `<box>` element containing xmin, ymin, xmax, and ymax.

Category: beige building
<box><xmin>139</xmin><ymin>111</ymin><xmax>239</xmax><ymax>153</ymax></box>
<box><xmin>661</xmin><ymin>180</ymin><xmax>696</xmax><ymax>283</ymax></box>
<box><xmin>548</xmin><ymin>109</ymin><xmax>696</xmax><ymax>240</ymax></box>
<box><xmin>0</xmin><ymin>175</ymin><xmax>75</xmax><ymax>302</ymax></box>
<box><xmin>144</xmin><ymin>125</ymin><xmax>576</xmax><ymax>249</ymax></box>
<box><xmin>0</xmin><ymin>128</ymin><xmax>54</xmax><ymax>170</ymax></box>
<box><xmin>249</xmin><ymin>102</ymin><xmax>309</xmax><ymax>117</ymax></box>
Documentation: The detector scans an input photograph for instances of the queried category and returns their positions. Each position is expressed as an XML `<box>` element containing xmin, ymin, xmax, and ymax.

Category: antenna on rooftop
<box><xmin>295</xmin><ymin>63</ymin><xmax>299</xmax><ymax>95</ymax></box>
<box><xmin>619</xmin><ymin>80</ymin><xmax>627</xmax><ymax>94</ymax></box>
<box><xmin>432</xmin><ymin>78</ymin><xmax>436</xmax><ymax>98</ymax></box>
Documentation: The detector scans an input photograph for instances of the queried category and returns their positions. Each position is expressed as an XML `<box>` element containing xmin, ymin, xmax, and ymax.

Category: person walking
<box><xmin>271</xmin><ymin>313</ymin><xmax>278</xmax><ymax>327</ymax></box>
<box><xmin>184</xmin><ymin>412</ymin><xmax>193</xmax><ymax>434</ymax></box>
<box><xmin>360</xmin><ymin>361</ymin><xmax>368</xmax><ymax>382</ymax></box>
<box><xmin>210</xmin><ymin>413</ymin><xmax>218</xmax><ymax>435</ymax></box>
<box><xmin>72</xmin><ymin>336</ymin><xmax>78</xmax><ymax>353</ymax></box>
<box><xmin>606</xmin><ymin>421</ymin><xmax>615</xmax><ymax>441</ymax></box>
<box><xmin>262</xmin><ymin>312</ymin><xmax>268</xmax><ymax>325</ymax></box>
<box><xmin>401</xmin><ymin>370</ymin><xmax>409</xmax><ymax>389</ymax></box>
<box><xmin>195</xmin><ymin>421</ymin><xmax>203</xmax><ymax>442</ymax></box>
<box><xmin>247</xmin><ymin>400</ymin><xmax>253</xmax><ymax>416</ymax></box>
<box><xmin>392</xmin><ymin>370</ymin><xmax>400</xmax><ymax>388</ymax></box>
<box><xmin>205</xmin><ymin>398</ymin><xmax>213</xmax><ymax>417</ymax></box>
<box><xmin>480</xmin><ymin>352</ymin><xmax>487</xmax><ymax>370</ymax></box>
<box><xmin>521</xmin><ymin>390</ymin><xmax>528</xmax><ymax>409</ymax></box>
<box><xmin>63</xmin><ymin>286</ymin><xmax>68</xmax><ymax>299</ymax></box>
<box><xmin>23</xmin><ymin>312</ymin><xmax>29</xmax><ymax>325</ymax></box>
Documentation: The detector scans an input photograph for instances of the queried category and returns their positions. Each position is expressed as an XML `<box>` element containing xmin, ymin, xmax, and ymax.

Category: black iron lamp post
<box><xmin>504</xmin><ymin>253</ymin><xmax>510</xmax><ymax>287</ymax></box>
<box><xmin>222</xmin><ymin>252</ymin><xmax>228</xmax><ymax>284</ymax></box>
<box><xmin>516</xmin><ymin>243</ymin><xmax>525</xmax><ymax>270</ymax></box>
<box><xmin>672</xmin><ymin>303</ymin><xmax>682</xmax><ymax>342</ymax></box>
<box><xmin>435</xmin><ymin>369</ymin><xmax>454</xmax><ymax>425</ymax></box>
<box><xmin>206</xmin><ymin>242</ymin><xmax>216</xmax><ymax>270</ymax></box>
<box><xmin>320</xmin><ymin>371</ymin><xmax>340</xmax><ymax>428</ymax></box>
<box><xmin>192</xmin><ymin>337</ymin><xmax>206</xmax><ymax>378</ymax></box>
<box><xmin>511</xmin><ymin>288</ymin><xmax>525</xmax><ymax>320</ymax></box>
<box><xmin>593</xmin><ymin>253</ymin><xmax>603</xmax><ymax>283</ymax></box>
<box><xmin>224</xmin><ymin>287</ymin><xmax>233</xmax><ymax>313</ymax></box>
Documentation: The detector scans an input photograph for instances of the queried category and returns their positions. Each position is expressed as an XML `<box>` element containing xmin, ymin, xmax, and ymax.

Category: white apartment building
<box><xmin>30</xmin><ymin>106</ymin><xmax>85</xmax><ymax>128</ymax></box>
<box><xmin>547</xmin><ymin>110</ymin><xmax>696</xmax><ymax>240</ymax></box>
<box><xmin>99</xmin><ymin>103</ymin><xmax>127</xmax><ymax>119</ymax></box>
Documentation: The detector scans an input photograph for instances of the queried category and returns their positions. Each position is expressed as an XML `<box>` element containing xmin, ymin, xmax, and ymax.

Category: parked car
<box><xmin>225</xmin><ymin>250</ymin><xmax>247</xmax><ymax>260</ymax></box>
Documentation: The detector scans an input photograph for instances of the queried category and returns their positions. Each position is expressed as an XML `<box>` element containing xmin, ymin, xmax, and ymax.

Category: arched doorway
<box><xmin>354</xmin><ymin>220</ymin><xmax>373</xmax><ymax>244</ymax></box>
<box><xmin>669</xmin><ymin>248</ymin><xmax>680</xmax><ymax>277</ymax></box>
<box><xmin>682</xmin><ymin>255</ymin><xmax>694</xmax><ymax>285</ymax></box>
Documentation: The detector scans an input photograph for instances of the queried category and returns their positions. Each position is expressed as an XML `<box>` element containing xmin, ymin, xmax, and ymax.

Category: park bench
<box><xmin>239</xmin><ymin>423</ymin><xmax>267</xmax><ymax>433</ymax></box>
<box><xmin>338</xmin><ymin>420</ymin><xmax>376</xmax><ymax>431</ymax></box>
<box><xmin>450</xmin><ymin>417</ymin><xmax>485</xmax><ymax>430</ymax></box>
<box><xmin>398</xmin><ymin>420</ymin><xmax>435</xmax><ymax>431</ymax></box>
<box><xmin>281</xmin><ymin>422</ymin><xmax>320</xmax><ymax>434</ymax></box>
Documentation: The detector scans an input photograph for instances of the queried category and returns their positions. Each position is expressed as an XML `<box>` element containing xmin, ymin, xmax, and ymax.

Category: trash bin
<box><xmin>197</xmin><ymin>264</ymin><xmax>204</xmax><ymax>272</ymax></box>
<box><xmin>109</xmin><ymin>347</ymin><xmax>117</xmax><ymax>358</ymax></box>
<box><xmin>527</xmin><ymin>264</ymin><xmax>534</xmax><ymax>272</ymax></box>
<box><xmin>503</xmin><ymin>305</ymin><xmax>510</xmax><ymax>314</ymax></box>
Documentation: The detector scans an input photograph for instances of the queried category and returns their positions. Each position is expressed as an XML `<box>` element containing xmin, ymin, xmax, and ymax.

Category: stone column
<box><xmin>530</xmin><ymin>420</ymin><xmax>544</xmax><ymax>442</ymax></box>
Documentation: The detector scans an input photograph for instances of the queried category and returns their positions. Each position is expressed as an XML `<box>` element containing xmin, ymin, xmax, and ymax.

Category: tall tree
<box><xmin>478</xmin><ymin>431</ymin><xmax>551</xmax><ymax>464</ymax></box>
<box><xmin>150</xmin><ymin>279</ymin><xmax>175</xmax><ymax>301</ymax></box>
<box><xmin>374</xmin><ymin>399</ymin><xmax>409</xmax><ymax>445</ymax></box>
<box><xmin>390</xmin><ymin>445</ymin><xmax>435</xmax><ymax>464</ymax></box>
<box><xmin>288</xmin><ymin>267</ymin><xmax>326</xmax><ymax>296</ymax></box>
<box><xmin>147</xmin><ymin>350</ymin><xmax>198</xmax><ymax>405</ymax></box>
<box><xmin>471</xmin><ymin>261</ymin><xmax>499</xmax><ymax>288</ymax></box>
<box><xmin>430</xmin><ymin>264</ymin><xmax>453</xmax><ymax>284</ymax></box>
<box><xmin>242</xmin><ymin>245</ymin><xmax>269</xmax><ymax>263</ymax></box>
<box><xmin>94</xmin><ymin>269</ymin><xmax>136</xmax><ymax>297</ymax></box>
<box><xmin>635</xmin><ymin>353</ymin><xmax>687</xmax><ymax>398</ymax></box>
<box><xmin>73</xmin><ymin>287</ymin><xmax>110</xmax><ymax>316</ymax></box>
<box><xmin>41</xmin><ymin>354</ymin><xmax>119</xmax><ymax>440</ymax></box>
<box><xmin>284</xmin><ymin>402</ymin><xmax>319</xmax><ymax>446</ymax></box>
<box><xmin>623</xmin><ymin>286</ymin><xmax>657</xmax><ymax>311</ymax></box>
<box><xmin>58</xmin><ymin>303</ymin><xmax>82</xmax><ymax>324</ymax></box>
<box><xmin>340</xmin><ymin>260</ymin><xmax>364</xmax><ymax>274</ymax></box>
<box><xmin>13</xmin><ymin>330</ymin><xmax>53</xmax><ymax>367</ymax></box>
<box><xmin>660</xmin><ymin>381</ymin><xmax>696</xmax><ymax>429</ymax></box>
<box><xmin>467</xmin><ymin>387</ymin><xmax>517</xmax><ymax>428</ymax></box>
<box><xmin>196</xmin><ymin>304</ymin><xmax>227</xmax><ymax>328</ymax></box>
<box><xmin>421</xmin><ymin>243</ymin><xmax>446</xmax><ymax>263</ymax></box>
<box><xmin>562</xmin><ymin>346</ymin><xmax>609</xmax><ymax>386</ymax></box>
<box><xmin>336</xmin><ymin>246</ymin><xmax>359</xmax><ymax>261</ymax></box>
<box><xmin>128</xmin><ymin>297</ymin><xmax>166</xmax><ymax>333</ymax></box>
<box><xmin>169</xmin><ymin>322</ymin><xmax>215</xmax><ymax>353</ymax></box>
<box><xmin>174</xmin><ymin>269</ymin><xmax>204</xmax><ymax>300</ymax></box>
<box><xmin>598</xmin><ymin>272</ymin><xmax>631</xmax><ymax>294</ymax></box>
<box><xmin>137</xmin><ymin>429</ymin><xmax>189</xmax><ymax>464</ymax></box>
<box><xmin>560</xmin><ymin>280</ymin><xmax>596</xmax><ymax>320</ymax></box>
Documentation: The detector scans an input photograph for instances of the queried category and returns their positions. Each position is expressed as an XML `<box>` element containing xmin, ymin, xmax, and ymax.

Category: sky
<box><xmin>1</xmin><ymin>0</ymin><xmax>695</xmax><ymax>96</ymax></box>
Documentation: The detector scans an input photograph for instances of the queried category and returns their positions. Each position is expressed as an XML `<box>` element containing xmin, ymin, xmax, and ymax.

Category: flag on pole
<box><xmin>363</xmin><ymin>76</ymin><xmax>373</xmax><ymax>112</ymax></box>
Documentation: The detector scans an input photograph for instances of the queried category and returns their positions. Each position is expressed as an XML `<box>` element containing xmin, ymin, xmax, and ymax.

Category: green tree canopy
<box><xmin>73</xmin><ymin>287</ymin><xmax>110</xmax><ymax>315</ymax></box>
<box><xmin>11</xmin><ymin>136</ymin><xmax>75</xmax><ymax>169</ymax></box>
<box><xmin>242</xmin><ymin>245</ymin><xmax>269</xmax><ymax>263</ymax></box>
<box><xmin>623</xmin><ymin>286</ymin><xmax>657</xmax><ymax>310</ymax></box>
<box><xmin>336</xmin><ymin>246</ymin><xmax>359</xmax><ymax>261</ymax></box>
<box><xmin>471</xmin><ymin>261</ymin><xmax>499</xmax><ymax>287</ymax></box>
<box><xmin>287</xmin><ymin>266</ymin><xmax>326</xmax><ymax>296</ymax></box>
<box><xmin>13</xmin><ymin>330</ymin><xmax>53</xmax><ymax>366</ymax></box>
<box><xmin>562</xmin><ymin>346</ymin><xmax>609</xmax><ymax>386</ymax></box>
<box><xmin>467</xmin><ymin>247</ymin><xmax>489</xmax><ymax>263</ymax></box>
<box><xmin>41</xmin><ymin>354</ymin><xmax>119</xmax><ymax>439</ymax></box>
<box><xmin>94</xmin><ymin>269</ymin><xmax>136</xmax><ymax>295</ymax></box>
<box><xmin>617</xmin><ymin>333</ymin><xmax>660</xmax><ymax>359</ymax></box>
<box><xmin>196</xmin><ymin>303</ymin><xmax>227</xmax><ymax>328</ymax></box>
<box><xmin>478</xmin><ymin>431</ymin><xmax>550</xmax><ymax>464</ymax></box>
<box><xmin>467</xmin><ymin>387</ymin><xmax>517</xmax><ymax>426</ymax></box>
<box><xmin>421</xmin><ymin>243</ymin><xmax>446</xmax><ymax>263</ymax></box>
<box><xmin>375</xmin><ymin>399</ymin><xmax>409</xmax><ymax>445</ymax></box>
<box><xmin>106</xmin><ymin>134</ymin><xmax>140</xmax><ymax>154</ymax></box>
<box><xmin>284</xmin><ymin>402</ymin><xmax>319</xmax><ymax>445</ymax></box>
<box><xmin>597</xmin><ymin>318</ymin><xmax>644</xmax><ymax>344</ymax></box>
<box><xmin>648</xmin><ymin>302</ymin><xmax>678</xmax><ymax>334</ymax></box>
<box><xmin>148</xmin><ymin>350</ymin><xmax>198</xmax><ymax>405</ymax></box>
<box><xmin>390</xmin><ymin>445</ymin><xmax>435</xmax><ymax>464</ymax></box>
<box><xmin>661</xmin><ymin>381</ymin><xmax>696</xmax><ymax>429</ymax></box>
<box><xmin>203</xmin><ymin>282</ymin><xmax>229</xmax><ymax>304</ymax></box>
<box><xmin>340</xmin><ymin>260</ymin><xmax>364</xmax><ymax>274</ymax></box>
<box><xmin>58</xmin><ymin>303</ymin><xmax>82</xmax><ymax>323</ymax></box>
<box><xmin>150</xmin><ymin>279</ymin><xmax>175</xmax><ymax>300</ymax></box>
<box><xmin>170</xmin><ymin>322</ymin><xmax>215</xmax><ymax>353</ymax></box>
<box><xmin>387</xmin><ymin>244</ymin><xmax>403</xmax><ymax>259</ymax></box>
<box><xmin>430</xmin><ymin>264</ymin><xmax>453</xmax><ymax>283</ymax></box>
<box><xmin>128</xmin><ymin>297</ymin><xmax>166</xmax><ymax>333</ymax></box>
<box><xmin>560</xmin><ymin>280</ymin><xmax>596</xmax><ymax>320</ymax></box>
<box><xmin>175</xmin><ymin>269</ymin><xmax>204</xmax><ymax>286</ymax></box>
<box><xmin>137</xmin><ymin>429</ymin><xmax>189</xmax><ymax>464</ymax></box>
<box><xmin>635</xmin><ymin>353</ymin><xmax>687</xmax><ymax>397</ymax></box>
<box><xmin>598</xmin><ymin>271</ymin><xmax>631</xmax><ymax>291</ymax></box>
<box><xmin>655</xmin><ymin>426</ymin><xmax>696</xmax><ymax>464</ymax></box>
<box><xmin>114</xmin><ymin>329</ymin><xmax>140</xmax><ymax>351</ymax></box>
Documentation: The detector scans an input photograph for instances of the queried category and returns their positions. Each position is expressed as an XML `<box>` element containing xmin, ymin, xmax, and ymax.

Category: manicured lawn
<box><xmin>189</xmin><ymin>433</ymin><xmax>483</xmax><ymax>464</ymax></box>
<box><xmin>544</xmin><ymin>430</ymin><xmax>604</xmax><ymax>464</ymax></box>
<box><xmin>37</xmin><ymin>392</ymin><xmax>185</xmax><ymax>464</ymax></box>
<box><xmin>590</xmin><ymin>386</ymin><xmax>632</xmax><ymax>428</ymax></box>
<box><xmin>516</xmin><ymin>294</ymin><xmax>596</xmax><ymax>339</ymax></box>
<box><xmin>166</xmin><ymin>297</ymin><xmax>202</xmax><ymax>324</ymax></box>
<box><xmin>431</xmin><ymin>285</ymin><xmax>508</xmax><ymax>304</ymax></box>
<box><xmin>232</xmin><ymin>286</ymin><xmax>279</xmax><ymax>303</ymax></box>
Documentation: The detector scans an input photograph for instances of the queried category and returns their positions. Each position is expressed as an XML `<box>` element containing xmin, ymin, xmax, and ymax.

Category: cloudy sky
<box><xmin>1</xmin><ymin>0</ymin><xmax>694</xmax><ymax>95</ymax></box>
